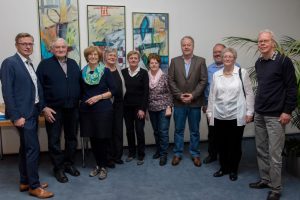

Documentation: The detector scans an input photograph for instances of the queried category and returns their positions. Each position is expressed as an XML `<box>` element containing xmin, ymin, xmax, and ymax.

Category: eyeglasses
<box><xmin>17</xmin><ymin>43</ymin><xmax>34</xmax><ymax>47</ymax></box>
<box><xmin>223</xmin><ymin>55</ymin><xmax>235</xmax><ymax>59</ymax></box>
<box><xmin>258</xmin><ymin>40</ymin><xmax>271</xmax><ymax>44</ymax></box>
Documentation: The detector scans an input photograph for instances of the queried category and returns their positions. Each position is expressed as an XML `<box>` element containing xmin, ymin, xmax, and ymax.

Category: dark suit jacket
<box><xmin>0</xmin><ymin>53</ymin><xmax>44</xmax><ymax>121</ymax></box>
<box><xmin>168</xmin><ymin>55</ymin><xmax>207</xmax><ymax>107</ymax></box>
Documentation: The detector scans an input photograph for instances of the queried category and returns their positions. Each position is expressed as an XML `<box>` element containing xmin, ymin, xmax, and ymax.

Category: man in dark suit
<box><xmin>36</xmin><ymin>38</ymin><xmax>81</xmax><ymax>183</ymax></box>
<box><xmin>0</xmin><ymin>33</ymin><xmax>53</xmax><ymax>198</ymax></box>
<box><xmin>168</xmin><ymin>36</ymin><xmax>207</xmax><ymax>167</ymax></box>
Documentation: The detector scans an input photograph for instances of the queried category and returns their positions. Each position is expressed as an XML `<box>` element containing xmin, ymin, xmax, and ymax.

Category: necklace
<box><xmin>223</xmin><ymin>72</ymin><xmax>232</xmax><ymax>75</ymax></box>
<box><xmin>223</xmin><ymin>68</ymin><xmax>233</xmax><ymax>75</ymax></box>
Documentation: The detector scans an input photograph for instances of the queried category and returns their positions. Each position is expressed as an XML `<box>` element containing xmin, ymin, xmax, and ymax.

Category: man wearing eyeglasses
<box><xmin>249</xmin><ymin>30</ymin><xmax>297</xmax><ymax>200</ymax></box>
<box><xmin>0</xmin><ymin>33</ymin><xmax>54</xmax><ymax>198</ymax></box>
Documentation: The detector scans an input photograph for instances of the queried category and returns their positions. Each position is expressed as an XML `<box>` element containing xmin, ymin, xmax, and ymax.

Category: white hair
<box><xmin>258</xmin><ymin>29</ymin><xmax>276</xmax><ymax>41</ymax></box>
<box><xmin>50</xmin><ymin>38</ymin><xmax>68</xmax><ymax>49</ymax></box>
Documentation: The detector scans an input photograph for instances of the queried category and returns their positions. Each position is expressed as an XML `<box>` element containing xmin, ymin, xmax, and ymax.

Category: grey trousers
<box><xmin>254</xmin><ymin>113</ymin><xmax>285</xmax><ymax>193</ymax></box>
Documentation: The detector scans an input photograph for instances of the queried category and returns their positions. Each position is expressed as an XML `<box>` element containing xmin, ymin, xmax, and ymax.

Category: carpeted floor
<box><xmin>0</xmin><ymin>138</ymin><xmax>299</xmax><ymax>200</ymax></box>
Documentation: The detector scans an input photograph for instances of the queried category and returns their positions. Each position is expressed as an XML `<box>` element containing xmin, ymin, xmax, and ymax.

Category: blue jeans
<box><xmin>173</xmin><ymin>106</ymin><xmax>201</xmax><ymax>158</ymax></box>
<box><xmin>149</xmin><ymin>110</ymin><xmax>170</xmax><ymax>157</ymax></box>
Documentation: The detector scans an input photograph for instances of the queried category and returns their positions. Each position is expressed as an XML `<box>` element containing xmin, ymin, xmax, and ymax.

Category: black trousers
<box><xmin>214</xmin><ymin>118</ymin><xmax>245</xmax><ymax>173</ymax></box>
<box><xmin>107</xmin><ymin>101</ymin><xmax>124</xmax><ymax>161</ymax></box>
<box><xmin>206</xmin><ymin>118</ymin><xmax>218</xmax><ymax>158</ymax></box>
<box><xmin>45</xmin><ymin>107</ymin><xmax>79</xmax><ymax>171</ymax></box>
<box><xmin>123</xmin><ymin>105</ymin><xmax>145</xmax><ymax>159</ymax></box>
<box><xmin>18</xmin><ymin>105</ymin><xmax>40</xmax><ymax>189</ymax></box>
<box><xmin>90</xmin><ymin>137</ymin><xmax>109</xmax><ymax>168</ymax></box>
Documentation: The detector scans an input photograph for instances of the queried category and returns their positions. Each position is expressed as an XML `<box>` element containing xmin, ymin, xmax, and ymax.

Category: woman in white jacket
<box><xmin>206</xmin><ymin>47</ymin><xmax>254</xmax><ymax>181</ymax></box>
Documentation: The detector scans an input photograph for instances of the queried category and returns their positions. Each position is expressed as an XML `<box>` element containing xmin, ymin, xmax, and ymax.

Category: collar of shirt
<box><xmin>182</xmin><ymin>55</ymin><xmax>193</xmax><ymax>64</ymax></box>
<box><xmin>128</xmin><ymin>66</ymin><xmax>140</xmax><ymax>77</ymax></box>
<box><xmin>259</xmin><ymin>51</ymin><xmax>278</xmax><ymax>61</ymax></box>
<box><xmin>57</xmin><ymin>57</ymin><xmax>67</xmax><ymax>65</ymax></box>
<box><xmin>17</xmin><ymin>52</ymin><xmax>31</xmax><ymax>64</ymax></box>
<box><xmin>212</xmin><ymin>63</ymin><xmax>224</xmax><ymax>68</ymax></box>
<box><xmin>217</xmin><ymin>65</ymin><xmax>239</xmax><ymax>77</ymax></box>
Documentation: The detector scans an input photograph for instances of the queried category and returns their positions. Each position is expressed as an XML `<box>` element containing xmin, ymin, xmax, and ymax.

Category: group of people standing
<box><xmin>0</xmin><ymin>29</ymin><xmax>297</xmax><ymax>200</ymax></box>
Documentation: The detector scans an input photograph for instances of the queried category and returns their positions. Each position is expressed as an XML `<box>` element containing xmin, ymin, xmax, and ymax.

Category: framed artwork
<box><xmin>87</xmin><ymin>5</ymin><xmax>126</xmax><ymax>68</ymax></box>
<box><xmin>38</xmin><ymin>0</ymin><xmax>81</xmax><ymax>65</ymax></box>
<box><xmin>133</xmin><ymin>12</ymin><xmax>169</xmax><ymax>72</ymax></box>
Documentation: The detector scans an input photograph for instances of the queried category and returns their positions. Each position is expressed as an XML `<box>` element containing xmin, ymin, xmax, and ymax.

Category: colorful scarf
<box><xmin>148</xmin><ymin>68</ymin><xmax>163</xmax><ymax>89</ymax></box>
<box><xmin>82</xmin><ymin>63</ymin><xmax>105</xmax><ymax>85</ymax></box>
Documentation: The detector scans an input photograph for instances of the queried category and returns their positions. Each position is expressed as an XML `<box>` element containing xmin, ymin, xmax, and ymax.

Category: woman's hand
<box><xmin>245</xmin><ymin>115</ymin><xmax>253</xmax><ymax>123</ymax></box>
<box><xmin>165</xmin><ymin>106</ymin><xmax>172</xmax><ymax>117</ymax></box>
<box><xmin>85</xmin><ymin>95</ymin><xmax>102</xmax><ymax>105</ymax></box>
<box><xmin>137</xmin><ymin>110</ymin><xmax>145</xmax><ymax>119</ymax></box>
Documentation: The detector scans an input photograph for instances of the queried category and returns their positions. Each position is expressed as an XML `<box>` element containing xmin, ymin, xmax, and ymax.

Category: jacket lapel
<box><xmin>179</xmin><ymin>57</ymin><xmax>187</xmax><ymax>79</ymax></box>
<box><xmin>15</xmin><ymin>53</ymin><xmax>35</xmax><ymax>85</ymax></box>
<box><xmin>186</xmin><ymin>57</ymin><xmax>195</xmax><ymax>79</ymax></box>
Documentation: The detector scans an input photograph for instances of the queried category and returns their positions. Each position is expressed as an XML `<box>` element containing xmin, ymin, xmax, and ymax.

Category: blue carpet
<box><xmin>0</xmin><ymin>138</ymin><xmax>299</xmax><ymax>200</ymax></box>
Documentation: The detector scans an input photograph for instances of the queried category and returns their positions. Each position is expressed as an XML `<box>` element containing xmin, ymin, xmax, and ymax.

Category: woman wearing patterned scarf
<box><xmin>147</xmin><ymin>53</ymin><xmax>173</xmax><ymax>166</ymax></box>
<box><xmin>79</xmin><ymin>46</ymin><xmax>116</xmax><ymax>180</ymax></box>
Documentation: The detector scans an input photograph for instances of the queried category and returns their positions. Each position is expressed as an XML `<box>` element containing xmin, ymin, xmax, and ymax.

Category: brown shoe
<box><xmin>29</xmin><ymin>187</ymin><xmax>54</xmax><ymax>199</ymax></box>
<box><xmin>171</xmin><ymin>156</ymin><xmax>181</xmax><ymax>166</ymax></box>
<box><xmin>192</xmin><ymin>157</ymin><xmax>202</xmax><ymax>167</ymax></box>
<box><xmin>20</xmin><ymin>183</ymin><xmax>48</xmax><ymax>192</ymax></box>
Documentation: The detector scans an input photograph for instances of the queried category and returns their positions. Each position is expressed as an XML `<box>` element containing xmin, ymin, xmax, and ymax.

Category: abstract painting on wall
<box><xmin>133</xmin><ymin>12</ymin><xmax>169</xmax><ymax>71</ymax></box>
<box><xmin>87</xmin><ymin>5</ymin><xmax>126</xmax><ymax>68</ymax></box>
<box><xmin>38</xmin><ymin>0</ymin><xmax>81</xmax><ymax>64</ymax></box>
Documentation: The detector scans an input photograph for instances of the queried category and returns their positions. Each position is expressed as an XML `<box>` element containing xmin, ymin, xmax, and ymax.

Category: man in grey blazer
<box><xmin>168</xmin><ymin>36</ymin><xmax>207</xmax><ymax>167</ymax></box>
<box><xmin>0</xmin><ymin>33</ymin><xmax>53</xmax><ymax>198</ymax></box>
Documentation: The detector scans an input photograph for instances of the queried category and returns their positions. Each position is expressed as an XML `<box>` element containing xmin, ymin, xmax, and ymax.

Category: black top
<box><xmin>122</xmin><ymin>68</ymin><xmax>149</xmax><ymax>111</ymax></box>
<box><xmin>255</xmin><ymin>52</ymin><xmax>297</xmax><ymax>116</ymax></box>
<box><xmin>111</xmin><ymin>70</ymin><xmax>123</xmax><ymax>103</ymax></box>
<box><xmin>80</xmin><ymin>68</ymin><xmax>116</xmax><ymax>113</ymax></box>
<box><xmin>36</xmin><ymin>56</ymin><xmax>81</xmax><ymax>108</ymax></box>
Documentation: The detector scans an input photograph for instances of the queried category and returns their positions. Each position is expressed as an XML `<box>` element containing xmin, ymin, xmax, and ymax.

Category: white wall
<box><xmin>1</xmin><ymin>0</ymin><xmax>300</xmax><ymax>154</ymax></box>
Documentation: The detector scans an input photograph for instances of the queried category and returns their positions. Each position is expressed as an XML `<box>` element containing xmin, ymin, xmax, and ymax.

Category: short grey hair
<box><xmin>50</xmin><ymin>38</ymin><xmax>68</xmax><ymax>49</ymax></box>
<box><xmin>258</xmin><ymin>29</ymin><xmax>276</xmax><ymax>41</ymax></box>
<box><xmin>181</xmin><ymin>36</ymin><xmax>194</xmax><ymax>46</ymax></box>
<box><xmin>214</xmin><ymin>43</ymin><xmax>226</xmax><ymax>49</ymax></box>
<box><xmin>221</xmin><ymin>47</ymin><xmax>237</xmax><ymax>59</ymax></box>
<box><xmin>104</xmin><ymin>47</ymin><xmax>117</xmax><ymax>57</ymax></box>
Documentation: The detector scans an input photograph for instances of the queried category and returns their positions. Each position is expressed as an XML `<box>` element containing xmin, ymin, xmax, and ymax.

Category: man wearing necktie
<box><xmin>0</xmin><ymin>33</ymin><xmax>54</xmax><ymax>198</ymax></box>
<box><xmin>168</xmin><ymin>36</ymin><xmax>207</xmax><ymax>167</ymax></box>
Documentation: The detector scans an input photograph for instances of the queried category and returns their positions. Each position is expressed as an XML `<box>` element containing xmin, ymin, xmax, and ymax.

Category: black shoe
<box><xmin>266</xmin><ymin>191</ymin><xmax>281</xmax><ymax>200</ymax></box>
<box><xmin>229</xmin><ymin>173</ymin><xmax>238</xmax><ymax>181</ymax></box>
<box><xmin>137</xmin><ymin>157</ymin><xmax>144</xmax><ymax>165</ymax></box>
<box><xmin>107</xmin><ymin>160</ymin><xmax>116</xmax><ymax>168</ymax></box>
<box><xmin>249</xmin><ymin>180</ymin><xmax>270</xmax><ymax>189</ymax></box>
<box><xmin>159</xmin><ymin>156</ymin><xmax>167</xmax><ymax>166</ymax></box>
<box><xmin>152</xmin><ymin>152</ymin><xmax>160</xmax><ymax>159</ymax></box>
<box><xmin>203</xmin><ymin>155</ymin><xmax>217</xmax><ymax>164</ymax></box>
<box><xmin>54</xmin><ymin>169</ymin><xmax>68</xmax><ymax>183</ymax></box>
<box><xmin>114</xmin><ymin>159</ymin><xmax>124</xmax><ymax>164</ymax></box>
<box><xmin>213</xmin><ymin>170</ymin><xmax>228</xmax><ymax>177</ymax></box>
<box><xmin>125</xmin><ymin>155</ymin><xmax>136</xmax><ymax>162</ymax></box>
<box><xmin>64</xmin><ymin>165</ymin><xmax>80</xmax><ymax>176</ymax></box>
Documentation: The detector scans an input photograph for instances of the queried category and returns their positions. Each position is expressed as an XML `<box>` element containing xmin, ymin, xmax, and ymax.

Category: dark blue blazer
<box><xmin>0</xmin><ymin>53</ymin><xmax>44</xmax><ymax>121</ymax></box>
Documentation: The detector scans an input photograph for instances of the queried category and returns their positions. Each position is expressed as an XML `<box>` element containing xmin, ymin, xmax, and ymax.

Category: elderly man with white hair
<box><xmin>37</xmin><ymin>38</ymin><xmax>81</xmax><ymax>184</ymax></box>
<box><xmin>249</xmin><ymin>30</ymin><xmax>297</xmax><ymax>200</ymax></box>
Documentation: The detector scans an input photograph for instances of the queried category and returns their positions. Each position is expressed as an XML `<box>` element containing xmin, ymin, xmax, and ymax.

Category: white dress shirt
<box><xmin>207</xmin><ymin>66</ymin><xmax>254</xmax><ymax>126</ymax></box>
<box><xmin>128</xmin><ymin>66</ymin><xmax>140</xmax><ymax>77</ymax></box>
<box><xmin>17</xmin><ymin>52</ymin><xmax>39</xmax><ymax>104</ymax></box>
